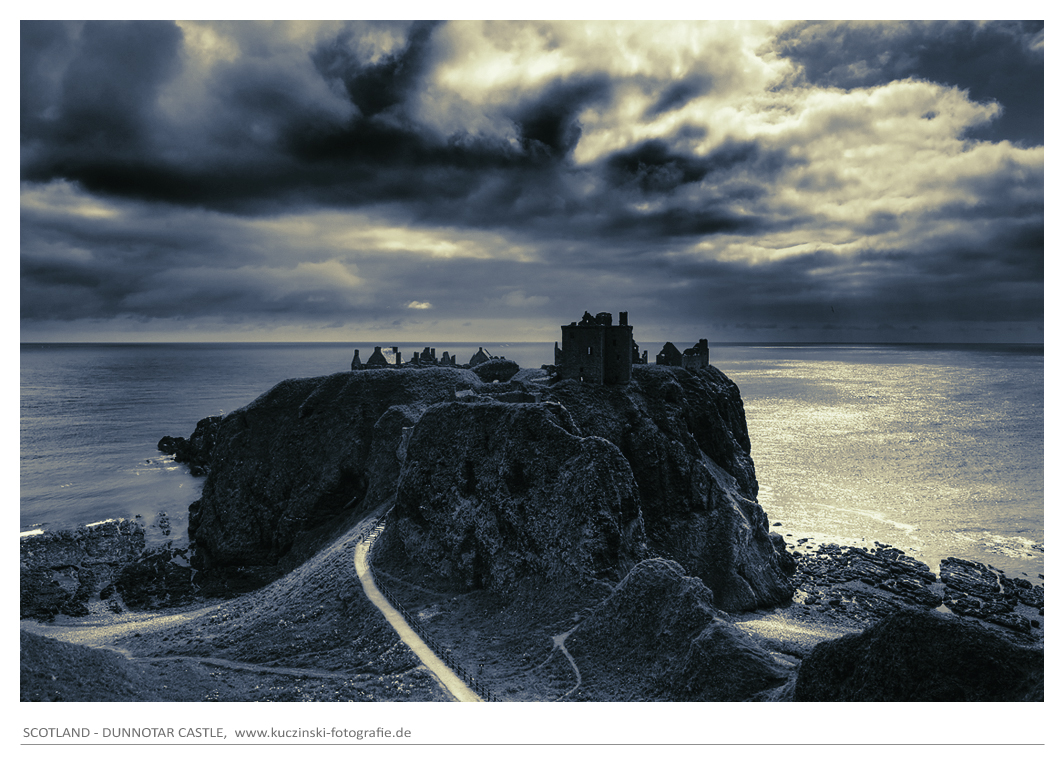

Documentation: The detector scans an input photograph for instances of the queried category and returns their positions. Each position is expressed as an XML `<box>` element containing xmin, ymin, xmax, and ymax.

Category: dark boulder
<box><xmin>793</xmin><ymin>609</ymin><xmax>1044</xmax><ymax>701</ymax></box>
<box><xmin>565</xmin><ymin>558</ymin><xmax>792</xmax><ymax>701</ymax></box>
<box><xmin>471</xmin><ymin>358</ymin><xmax>520</xmax><ymax>383</ymax></box>
<box><xmin>672</xmin><ymin>620</ymin><xmax>794</xmax><ymax>701</ymax></box>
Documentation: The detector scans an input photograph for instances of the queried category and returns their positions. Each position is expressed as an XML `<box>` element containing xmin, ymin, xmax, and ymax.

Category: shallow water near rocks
<box><xmin>714</xmin><ymin>343</ymin><xmax>1043</xmax><ymax>583</ymax></box>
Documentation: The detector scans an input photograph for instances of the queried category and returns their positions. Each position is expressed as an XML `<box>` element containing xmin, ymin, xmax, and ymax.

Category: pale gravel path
<box><xmin>354</xmin><ymin>532</ymin><xmax>482</xmax><ymax>702</ymax></box>
<box><xmin>22</xmin><ymin>510</ymin><xmax>483</xmax><ymax>702</ymax></box>
<box><xmin>732</xmin><ymin>609</ymin><xmax>860</xmax><ymax>653</ymax></box>
<box><xmin>20</xmin><ymin>603</ymin><xmax>222</xmax><ymax>648</ymax></box>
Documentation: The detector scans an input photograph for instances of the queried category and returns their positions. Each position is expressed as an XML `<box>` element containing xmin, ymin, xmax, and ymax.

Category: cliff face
<box><xmin>538</xmin><ymin>365</ymin><xmax>789</xmax><ymax>610</ymax></box>
<box><xmin>374</xmin><ymin>400</ymin><xmax>645</xmax><ymax>589</ymax></box>
<box><xmin>186</xmin><ymin>368</ymin><xmax>483</xmax><ymax>572</ymax></box>
<box><xmin>181</xmin><ymin>364</ymin><xmax>792</xmax><ymax>612</ymax></box>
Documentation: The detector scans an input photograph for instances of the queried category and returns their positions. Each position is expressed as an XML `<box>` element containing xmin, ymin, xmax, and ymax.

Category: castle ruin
<box><xmin>655</xmin><ymin>338</ymin><xmax>709</xmax><ymax>370</ymax></box>
<box><xmin>348</xmin><ymin>313</ymin><xmax>708</xmax><ymax>381</ymax></box>
<box><xmin>349</xmin><ymin>345</ymin><xmax>497</xmax><ymax>370</ymax></box>
<box><xmin>555</xmin><ymin>311</ymin><xmax>635</xmax><ymax>385</ymax></box>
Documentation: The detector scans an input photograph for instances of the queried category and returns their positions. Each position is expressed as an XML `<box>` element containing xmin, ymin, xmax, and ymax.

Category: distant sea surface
<box><xmin>20</xmin><ymin>341</ymin><xmax>1043</xmax><ymax>581</ymax></box>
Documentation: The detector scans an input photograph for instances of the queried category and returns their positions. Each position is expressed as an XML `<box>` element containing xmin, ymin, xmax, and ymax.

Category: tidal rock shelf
<box><xmin>780</xmin><ymin>542</ymin><xmax>1044</xmax><ymax>641</ymax></box>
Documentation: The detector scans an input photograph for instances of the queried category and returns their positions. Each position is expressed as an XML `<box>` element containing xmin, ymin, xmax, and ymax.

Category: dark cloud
<box><xmin>638</xmin><ymin>233</ymin><xmax>1043</xmax><ymax>331</ymax></box>
<box><xmin>774</xmin><ymin>20</ymin><xmax>1044</xmax><ymax>145</ymax></box>
<box><xmin>509</xmin><ymin>76</ymin><xmax>614</xmax><ymax>158</ymax></box>
<box><xmin>604</xmin><ymin>138</ymin><xmax>791</xmax><ymax>198</ymax></box>
<box><xmin>11</xmin><ymin>21</ymin><xmax>818</xmax><ymax>248</ymax></box>
<box><xmin>21</xmin><ymin>21</ymin><xmax>757</xmax><ymax>232</ymax></box>
<box><xmin>608</xmin><ymin>139</ymin><xmax>722</xmax><ymax>193</ymax></box>
<box><xmin>19</xmin><ymin>22</ymin><xmax>619</xmax><ymax>228</ymax></box>
<box><xmin>313</xmin><ymin>21</ymin><xmax>440</xmax><ymax>120</ymax></box>
<box><xmin>22</xmin><ymin>21</ymin><xmax>184</xmax><ymax>162</ymax></box>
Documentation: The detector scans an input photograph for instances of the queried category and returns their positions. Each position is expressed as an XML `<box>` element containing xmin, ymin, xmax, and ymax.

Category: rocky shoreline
<box><xmin>783</xmin><ymin>540</ymin><xmax>1043</xmax><ymax>644</ymax></box>
<box><xmin>21</xmin><ymin>515</ymin><xmax>1044</xmax><ymax>702</ymax></box>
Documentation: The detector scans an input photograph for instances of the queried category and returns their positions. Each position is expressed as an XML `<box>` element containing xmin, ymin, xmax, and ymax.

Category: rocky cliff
<box><xmin>184</xmin><ymin>368</ymin><xmax>481</xmax><ymax>576</ymax></box>
<box><xmin>20</xmin><ymin>519</ymin><xmax>144</xmax><ymax>618</ymax></box>
<box><xmin>175</xmin><ymin>364</ymin><xmax>793</xmax><ymax>612</ymax></box>
<box><xmin>538</xmin><ymin>365</ymin><xmax>789</xmax><ymax>610</ymax></box>
<box><xmin>374</xmin><ymin>399</ymin><xmax>645</xmax><ymax>589</ymax></box>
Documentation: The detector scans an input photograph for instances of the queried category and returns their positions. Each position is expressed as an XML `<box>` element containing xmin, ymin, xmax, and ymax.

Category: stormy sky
<box><xmin>20</xmin><ymin>19</ymin><xmax>1044</xmax><ymax>344</ymax></box>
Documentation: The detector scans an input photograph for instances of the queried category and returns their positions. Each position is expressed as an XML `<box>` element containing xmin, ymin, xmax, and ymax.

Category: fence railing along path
<box><xmin>354</xmin><ymin>512</ymin><xmax>499</xmax><ymax>703</ymax></box>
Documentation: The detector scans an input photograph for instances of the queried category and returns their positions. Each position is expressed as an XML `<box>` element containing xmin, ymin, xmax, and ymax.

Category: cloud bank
<box><xmin>21</xmin><ymin>20</ymin><xmax>1043</xmax><ymax>343</ymax></box>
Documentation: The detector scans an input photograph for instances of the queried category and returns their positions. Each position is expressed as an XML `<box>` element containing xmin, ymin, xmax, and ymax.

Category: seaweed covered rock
<box><xmin>374</xmin><ymin>399</ymin><xmax>645</xmax><ymax>590</ymax></box>
<box><xmin>793</xmin><ymin>609</ymin><xmax>1044</xmax><ymax>701</ymax></box>
<box><xmin>565</xmin><ymin>558</ymin><xmax>792</xmax><ymax>701</ymax></box>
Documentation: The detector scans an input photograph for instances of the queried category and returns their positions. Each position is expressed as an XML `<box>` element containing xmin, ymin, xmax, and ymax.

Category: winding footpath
<box><xmin>355</xmin><ymin>522</ymin><xmax>482</xmax><ymax>703</ymax></box>
<box><xmin>21</xmin><ymin>513</ymin><xmax>484</xmax><ymax>702</ymax></box>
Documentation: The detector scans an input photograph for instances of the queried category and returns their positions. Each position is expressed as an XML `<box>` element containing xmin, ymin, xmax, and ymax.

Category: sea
<box><xmin>19</xmin><ymin>341</ymin><xmax>1044</xmax><ymax>583</ymax></box>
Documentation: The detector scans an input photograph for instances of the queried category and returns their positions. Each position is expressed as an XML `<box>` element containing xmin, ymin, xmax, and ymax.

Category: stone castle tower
<box><xmin>556</xmin><ymin>311</ymin><xmax>634</xmax><ymax>384</ymax></box>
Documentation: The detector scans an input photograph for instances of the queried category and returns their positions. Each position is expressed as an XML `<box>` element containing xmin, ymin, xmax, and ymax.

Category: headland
<box><xmin>21</xmin><ymin>314</ymin><xmax>1043</xmax><ymax>702</ymax></box>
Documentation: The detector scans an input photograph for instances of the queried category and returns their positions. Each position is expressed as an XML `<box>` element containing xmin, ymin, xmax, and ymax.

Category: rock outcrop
<box><xmin>540</xmin><ymin>365</ymin><xmax>791</xmax><ymax>610</ymax></box>
<box><xmin>565</xmin><ymin>558</ymin><xmax>792</xmax><ymax>701</ymax></box>
<box><xmin>786</xmin><ymin>543</ymin><xmax>1043</xmax><ymax>638</ymax></box>
<box><xmin>109</xmin><ymin>546</ymin><xmax>197</xmax><ymax>609</ymax></box>
<box><xmin>940</xmin><ymin>556</ymin><xmax>1044</xmax><ymax>632</ymax></box>
<box><xmin>374</xmin><ymin>400</ymin><xmax>645</xmax><ymax>589</ymax></box>
<box><xmin>470</xmin><ymin>358</ymin><xmax>520</xmax><ymax>383</ymax></box>
<box><xmin>185</xmin><ymin>368</ymin><xmax>483</xmax><ymax>576</ymax></box>
<box><xmin>20</xmin><ymin>520</ymin><xmax>145</xmax><ymax>619</ymax></box>
<box><xmin>157</xmin><ymin>416</ymin><xmax>221</xmax><ymax>476</ymax></box>
<box><xmin>168</xmin><ymin>363</ymin><xmax>791</xmax><ymax>611</ymax></box>
<box><xmin>793</xmin><ymin>609</ymin><xmax>1044</xmax><ymax>701</ymax></box>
